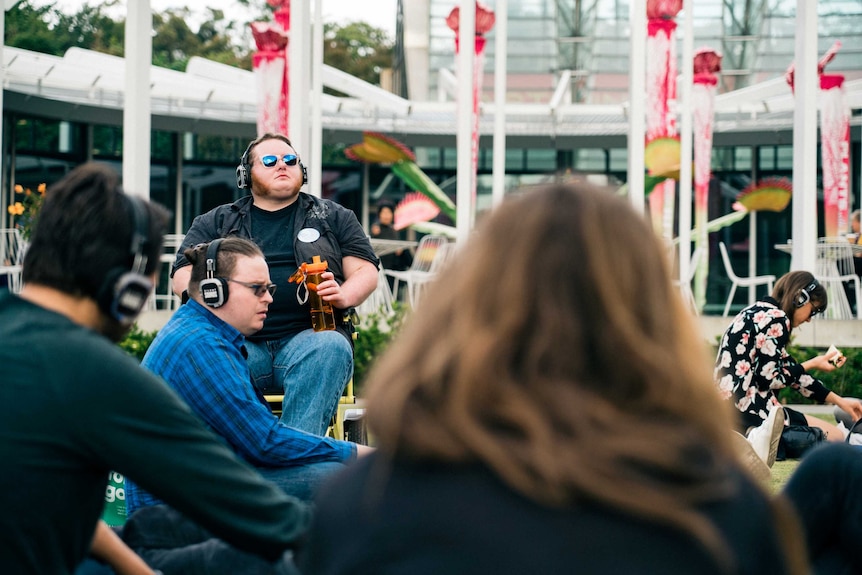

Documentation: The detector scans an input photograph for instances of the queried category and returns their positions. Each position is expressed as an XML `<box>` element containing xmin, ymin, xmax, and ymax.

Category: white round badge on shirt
<box><xmin>297</xmin><ymin>228</ymin><xmax>320</xmax><ymax>243</ymax></box>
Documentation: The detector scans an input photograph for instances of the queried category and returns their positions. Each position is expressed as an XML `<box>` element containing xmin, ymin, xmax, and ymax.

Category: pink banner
<box><xmin>645</xmin><ymin>17</ymin><xmax>678</xmax><ymax>239</ymax></box>
<box><xmin>820</xmin><ymin>74</ymin><xmax>850</xmax><ymax>237</ymax></box>
<box><xmin>447</xmin><ymin>2</ymin><xmax>495</xmax><ymax>208</ymax></box>
<box><xmin>251</xmin><ymin>4</ymin><xmax>291</xmax><ymax>137</ymax></box>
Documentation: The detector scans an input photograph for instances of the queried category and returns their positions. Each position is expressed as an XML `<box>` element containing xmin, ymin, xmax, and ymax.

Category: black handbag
<box><xmin>777</xmin><ymin>425</ymin><xmax>826</xmax><ymax>460</ymax></box>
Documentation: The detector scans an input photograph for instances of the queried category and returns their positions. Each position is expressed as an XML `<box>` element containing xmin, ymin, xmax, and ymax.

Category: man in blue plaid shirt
<box><xmin>126</xmin><ymin>237</ymin><xmax>371</xmax><ymax>515</ymax></box>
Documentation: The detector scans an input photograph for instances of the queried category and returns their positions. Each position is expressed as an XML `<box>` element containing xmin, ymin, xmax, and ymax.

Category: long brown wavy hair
<box><xmin>365</xmin><ymin>182</ymin><xmax>806</xmax><ymax>573</ymax></box>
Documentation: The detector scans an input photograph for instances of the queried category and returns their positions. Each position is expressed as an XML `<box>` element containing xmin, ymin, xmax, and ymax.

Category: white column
<box><xmin>174</xmin><ymin>133</ymin><xmax>184</xmax><ymax>235</ymax></box>
<box><xmin>455</xmin><ymin>0</ymin><xmax>475</xmax><ymax>245</ymax></box>
<box><xmin>123</xmin><ymin>0</ymin><xmax>152</xmax><ymax>199</ymax></box>
<box><xmin>627</xmin><ymin>0</ymin><xmax>646</xmax><ymax>214</ymax></box>
<box><xmin>310</xmin><ymin>0</ymin><xmax>323</xmax><ymax>198</ymax></box>
<box><xmin>289</xmin><ymin>0</ymin><xmax>312</xmax><ymax>189</ymax></box>
<box><xmin>677</xmin><ymin>1</ymin><xmax>694</xmax><ymax>286</ymax></box>
<box><xmin>1</xmin><ymin>4</ymin><xmax>6</xmax><ymax>228</ymax></box>
<box><xmin>791</xmin><ymin>0</ymin><xmax>818</xmax><ymax>271</ymax></box>
<box><xmin>491</xmin><ymin>0</ymin><xmax>507</xmax><ymax>209</ymax></box>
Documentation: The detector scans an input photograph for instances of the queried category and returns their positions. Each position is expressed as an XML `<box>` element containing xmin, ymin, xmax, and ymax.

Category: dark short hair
<box><xmin>772</xmin><ymin>270</ymin><xmax>827</xmax><ymax>320</ymax></box>
<box><xmin>22</xmin><ymin>162</ymin><xmax>169</xmax><ymax>302</ymax></box>
<box><xmin>377</xmin><ymin>201</ymin><xmax>396</xmax><ymax>217</ymax></box>
<box><xmin>242</xmin><ymin>132</ymin><xmax>296</xmax><ymax>167</ymax></box>
<box><xmin>185</xmin><ymin>236</ymin><xmax>264</xmax><ymax>298</ymax></box>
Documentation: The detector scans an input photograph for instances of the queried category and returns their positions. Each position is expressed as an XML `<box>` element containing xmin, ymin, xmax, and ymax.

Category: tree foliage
<box><xmin>151</xmin><ymin>7</ymin><xmax>250</xmax><ymax>70</ymax></box>
<box><xmin>5</xmin><ymin>0</ymin><xmax>124</xmax><ymax>56</ymax></box>
<box><xmin>323</xmin><ymin>22</ymin><xmax>394</xmax><ymax>90</ymax></box>
<box><xmin>6</xmin><ymin>0</ymin><xmax>394</xmax><ymax>83</ymax></box>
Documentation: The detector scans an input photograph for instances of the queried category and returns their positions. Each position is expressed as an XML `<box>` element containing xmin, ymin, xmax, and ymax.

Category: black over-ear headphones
<box><xmin>200</xmin><ymin>238</ymin><xmax>229</xmax><ymax>308</ymax></box>
<box><xmin>235</xmin><ymin>141</ymin><xmax>308</xmax><ymax>190</ymax></box>
<box><xmin>97</xmin><ymin>195</ymin><xmax>154</xmax><ymax>325</ymax></box>
<box><xmin>795</xmin><ymin>278</ymin><xmax>820</xmax><ymax>308</ymax></box>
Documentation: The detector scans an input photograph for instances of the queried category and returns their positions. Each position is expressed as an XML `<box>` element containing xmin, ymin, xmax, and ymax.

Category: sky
<box><xmin>44</xmin><ymin>0</ymin><xmax>398</xmax><ymax>38</ymax></box>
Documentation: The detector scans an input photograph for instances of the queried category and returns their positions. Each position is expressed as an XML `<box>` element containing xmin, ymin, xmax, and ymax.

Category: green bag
<box><xmin>101</xmin><ymin>470</ymin><xmax>127</xmax><ymax>527</ymax></box>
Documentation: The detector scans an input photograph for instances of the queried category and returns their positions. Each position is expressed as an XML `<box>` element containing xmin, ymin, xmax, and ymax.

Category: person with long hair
<box><xmin>715</xmin><ymin>270</ymin><xmax>862</xmax><ymax>466</ymax></box>
<box><xmin>298</xmin><ymin>183</ymin><xmax>807</xmax><ymax>575</ymax></box>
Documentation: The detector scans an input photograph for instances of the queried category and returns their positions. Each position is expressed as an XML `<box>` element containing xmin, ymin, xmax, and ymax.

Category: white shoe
<box><xmin>731</xmin><ymin>431</ymin><xmax>771</xmax><ymax>484</ymax></box>
<box><xmin>746</xmin><ymin>406</ymin><xmax>784</xmax><ymax>467</ymax></box>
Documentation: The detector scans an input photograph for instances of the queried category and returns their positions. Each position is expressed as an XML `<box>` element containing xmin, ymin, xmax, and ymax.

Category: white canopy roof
<box><xmin>3</xmin><ymin>45</ymin><xmax>861</xmax><ymax>148</ymax></box>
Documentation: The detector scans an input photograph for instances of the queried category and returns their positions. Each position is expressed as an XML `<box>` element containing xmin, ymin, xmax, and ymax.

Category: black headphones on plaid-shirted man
<box><xmin>199</xmin><ymin>238</ymin><xmax>229</xmax><ymax>308</ymax></box>
<box><xmin>235</xmin><ymin>140</ymin><xmax>308</xmax><ymax>190</ymax></box>
<box><xmin>96</xmin><ymin>195</ymin><xmax>154</xmax><ymax>326</ymax></box>
<box><xmin>795</xmin><ymin>278</ymin><xmax>821</xmax><ymax>308</ymax></box>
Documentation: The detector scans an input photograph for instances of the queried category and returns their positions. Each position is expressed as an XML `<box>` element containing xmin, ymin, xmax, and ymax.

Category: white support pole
<box><xmin>455</xmin><ymin>0</ymin><xmax>475</xmax><ymax>245</ymax></box>
<box><xmin>627</xmin><ymin>0</ymin><xmax>646</xmax><ymax>214</ymax></box>
<box><xmin>791</xmin><ymin>0</ymin><xmax>818</xmax><ymax>272</ymax></box>
<box><xmin>749</xmin><ymin>212</ymin><xmax>758</xmax><ymax>304</ymax></box>
<box><xmin>491</xmin><ymin>0</ymin><xmax>507</xmax><ymax>209</ymax></box>
<box><xmin>310</xmin><ymin>0</ymin><xmax>323</xmax><ymax>198</ymax></box>
<box><xmin>289</xmin><ymin>0</ymin><xmax>312</xmax><ymax>190</ymax></box>
<box><xmin>123</xmin><ymin>0</ymin><xmax>152</xmax><ymax>199</ymax></box>
<box><xmin>1</xmin><ymin>5</ymin><xmax>6</xmax><ymax>229</ymax></box>
<box><xmin>678</xmin><ymin>0</ymin><xmax>694</xmax><ymax>287</ymax></box>
<box><xmin>174</xmin><ymin>133</ymin><xmax>184</xmax><ymax>235</ymax></box>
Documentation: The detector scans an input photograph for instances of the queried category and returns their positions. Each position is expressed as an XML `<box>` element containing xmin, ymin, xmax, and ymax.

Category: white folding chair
<box><xmin>719</xmin><ymin>241</ymin><xmax>776</xmax><ymax>317</ymax></box>
<box><xmin>815</xmin><ymin>238</ymin><xmax>861</xmax><ymax>320</ymax></box>
<box><xmin>151</xmin><ymin>233</ymin><xmax>185</xmax><ymax>310</ymax></box>
<box><xmin>384</xmin><ymin>235</ymin><xmax>449</xmax><ymax>305</ymax></box>
<box><xmin>356</xmin><ymin>267</ymin><xmax>396</xmax><ymax>319</ymax></box>
<box><xmin>0</xmin><ymin>228</ymin><xmax>26</xmax><ymax>294</ymax></box>
<box><xmin>408</xmin><ymin>241</ymin><xmax>457</xmax><ymax>308</ymax></box>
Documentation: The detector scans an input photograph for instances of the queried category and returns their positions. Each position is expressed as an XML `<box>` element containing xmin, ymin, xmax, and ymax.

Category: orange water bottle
<box><xmin>305</xmin><ymin>256</ymin><xmax>337</xmax><ymax>332</ymax></box>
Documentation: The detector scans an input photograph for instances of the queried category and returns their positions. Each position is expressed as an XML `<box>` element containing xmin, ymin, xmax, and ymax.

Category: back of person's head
<box><xmin>366</xmin><ymin>182</ymin><xmax>761</xmax><ymax>569</ymax></box>
<box><xmin>185</xmin><ymin>236</ymin><xmax>264</xmax><ymax>301</ymax></box>
<box><xmin>772</xmin><ymin>270</ymin><xmax>826</xmax><ymax>320</ymax></box>
<box><xmin>22</xmin><ymin>162</ymin><xmax>169</xmax><ymax>312</ymax></box>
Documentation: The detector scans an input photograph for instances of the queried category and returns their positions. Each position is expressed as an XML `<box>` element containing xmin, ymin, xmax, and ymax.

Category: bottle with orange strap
<box><xmin>289</xmin><ymin>255</ymin><xmax>337</xmax><ymax>332</ymax></box>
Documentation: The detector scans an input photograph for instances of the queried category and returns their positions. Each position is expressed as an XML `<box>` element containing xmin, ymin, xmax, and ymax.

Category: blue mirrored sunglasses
<box><xmin>260</xmin><ymin>154</ymin><xmax>298</xmax><ymax>168</ymax></box>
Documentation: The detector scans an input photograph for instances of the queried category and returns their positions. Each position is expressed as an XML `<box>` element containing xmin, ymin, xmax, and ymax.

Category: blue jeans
<box><xmin>87</xmin><ymin>506</ymin><xmax>301</xmax><ymax>575</ymax></box>
<box><xmin>246</xmin><ymin>329</ymin><xmax>352</xmax><ymax>436</ymax></box>
<box><xmin>257</xmin><ymin>461</ymin><xmax>345</xmax><ymax>502</ymax></box>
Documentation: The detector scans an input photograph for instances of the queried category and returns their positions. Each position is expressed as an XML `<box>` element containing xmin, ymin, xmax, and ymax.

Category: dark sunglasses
<box><xmin>810</xmin><ymin>304</ymin><xmax>825</xmax><ymax>318</ymax></box>
<box><xmin>228</xmin><ymin>279</ymin><xmax>278</xmax><ymax>297</ymax></box>
<box><xmin>260</xmin><ymin>154</ymin><xmax>298</xmax><ymax>168</ymax></box>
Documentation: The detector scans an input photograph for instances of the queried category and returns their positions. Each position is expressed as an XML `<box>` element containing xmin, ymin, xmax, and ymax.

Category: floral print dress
<box><xmin>714</xmin><ymin>297</ymin><xmax>830</xmax><ymax>431</ymax></box>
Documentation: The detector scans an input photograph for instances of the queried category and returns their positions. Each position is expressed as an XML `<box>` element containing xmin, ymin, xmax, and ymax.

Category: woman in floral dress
<box><xmin>714</xmin><ymin>270</ymin><xmax>862</xmax><ymax>443</ymax></box>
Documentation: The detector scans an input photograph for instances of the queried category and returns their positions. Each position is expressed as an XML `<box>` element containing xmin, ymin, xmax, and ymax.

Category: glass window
<box><xmin>415</xmin><ymin>147</ymin><xmax>442</xmax><ymax>170</ymax></box>
<box><xmin>734</xmin><ymin>147</ymin><xmax>752</xmax><ymax>171</ymax></box>
<box><xmin>506</xmin><ymin>149</ymin><xmax>524</xmax><ymax>171</ymax></box>
<box><xmin>526</xmin><ymin>148</ymin><xmax>556</xmax><ymax>171</ymax></box>
<box><xmin>776</xmin><ymin>146</ymin><xmax>793</xmax><ymax>170</ymax></box>
<box><xmin>573</xmin><ymin>149</ymin><xmax>606</xmax><ymax>172</ymax></box>
<box><xmin>759</xmin><ymin>146</ymin><xmax>776</xmax><ymax>171</ymax></box>
<box><xmin>92</xmin><ymin>125</ymin><xmax>123</xmax><ymax>158</ymax></box>
<box><xmin>15</xmin><ymin>117</ymin><xmax>61</xmax><ymax>154</ymax></box>
<box><xmin>152</xmin><ymin>131</ymin><xmax>175</xmax><ymax>163</ymax></box>
<box><xmin>187</xmin><ymin>135</ymin><xmax>244</xmax><ymax>163</ymax></box>
<box><xmin>609</xmin><ymin>148</ymin><xmax>627</xmax><ymax>172</ymax></box>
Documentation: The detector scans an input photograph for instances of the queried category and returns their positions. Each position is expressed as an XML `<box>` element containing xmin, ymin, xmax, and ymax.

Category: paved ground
<box><xmin>785</xmin><ymin>403</ymin><xmax>834</xmax><ymax>415</ymax></box>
